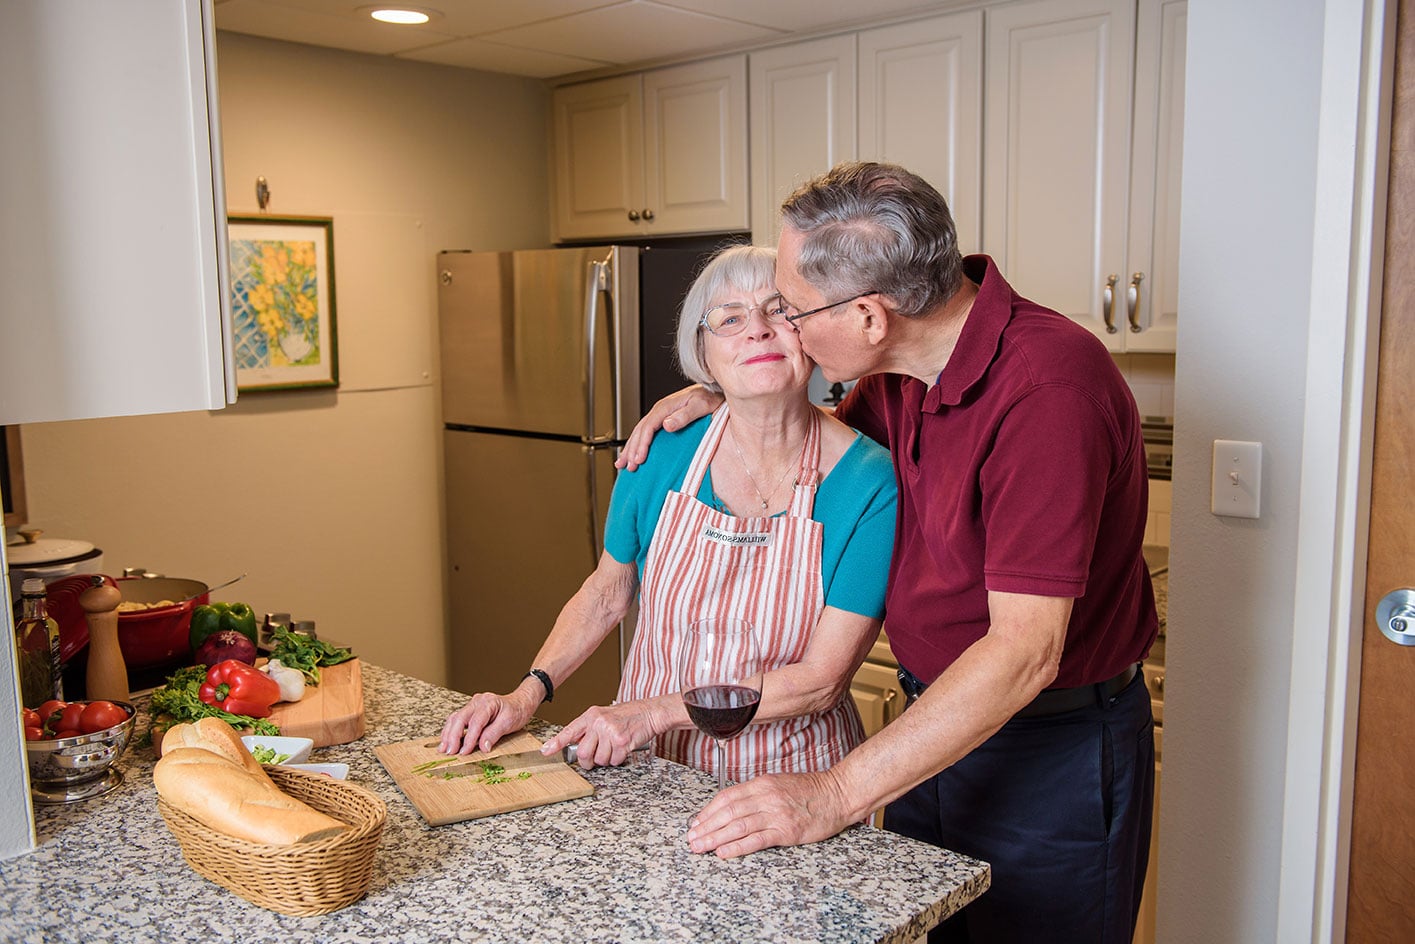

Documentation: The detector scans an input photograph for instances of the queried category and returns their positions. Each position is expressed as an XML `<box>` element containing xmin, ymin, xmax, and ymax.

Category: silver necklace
<box><xmin>727</xmin><ymin>422</ymin><xmax>803</xmax><ymax>511</ymax></box>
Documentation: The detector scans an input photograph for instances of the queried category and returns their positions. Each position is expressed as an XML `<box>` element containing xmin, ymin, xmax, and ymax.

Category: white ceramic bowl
<box><xmin>283</xmin><ymin>762</ymin><xmax>349</xmax><ymax>780</ymax></box>
<box><xmin>240</xmin><ymin>734</ymin><xmax>313</xmax><ymax>766</ymax></box>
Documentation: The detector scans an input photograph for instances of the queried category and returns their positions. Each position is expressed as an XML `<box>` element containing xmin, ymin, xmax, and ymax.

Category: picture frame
<box><xmin>227</xmin><ymin>215</ymin><xmax>339</xmax><ymax>392</ymax></box>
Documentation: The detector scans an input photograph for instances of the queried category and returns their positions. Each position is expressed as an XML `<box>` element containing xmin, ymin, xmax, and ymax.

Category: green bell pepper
<box><xmin>188</xmin><ymin>601</ymin><xmax>258</xmax><ymax>649</ymax></box>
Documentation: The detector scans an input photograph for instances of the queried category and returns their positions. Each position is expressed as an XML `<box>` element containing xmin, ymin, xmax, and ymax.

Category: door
<box><xmin>552</xmin><ymin>75</ymin><xmax>645</xmax><ymax>242</ymax></box>
<box><xmin>982</xmin><ymin>0</ymin><xmax>1135</xmax><ymax>341</ymax></box>
<box><xmin>857</xmin><ymin>11</ymin><xmax>984</xmax><ymax>253</ymax></box>
<box><xmin>444</xmin><ymin>431</ymin><xmax>621</xmax><ymax>726</ymax></box>
<box><xmin>1347</xmin><ymin>2</ymin><xmax>1415</xmax><ymax>936</ymax></box>
<box><xmin>643</xmin><ymin>56</ymin><xmax>749</xmax><ymax>236</ymax></box>
<box><xmin>438</xmin><ymin>248</ymin><xmax>615</xmax><ymax>439</ymax></box>
<box><xmin>749</xmin><ymin>35</ymin><xmax>857</xmax><ymax>247</ymax></box>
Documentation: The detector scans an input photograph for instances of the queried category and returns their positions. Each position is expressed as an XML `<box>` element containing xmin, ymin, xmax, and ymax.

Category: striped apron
<box><xmin>617</xmin><ymin>405</ymin><xmax>866</xmax><ymax>781</ymax></box>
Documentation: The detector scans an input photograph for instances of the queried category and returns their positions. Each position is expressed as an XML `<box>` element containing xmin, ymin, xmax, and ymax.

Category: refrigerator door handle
<box><xmin>584</xmin><ymin>257</ymin><xmax>612</xmax><ymax>444</ymax></box>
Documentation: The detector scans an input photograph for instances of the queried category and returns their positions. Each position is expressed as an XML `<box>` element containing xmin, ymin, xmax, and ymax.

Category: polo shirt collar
<box><xmin>920</xmin><ymin>254</ymin><xmax>1010</xmax><ymax>412</ymax></box>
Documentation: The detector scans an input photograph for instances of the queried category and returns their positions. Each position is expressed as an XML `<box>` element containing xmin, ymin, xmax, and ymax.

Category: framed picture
<box><xmin>227</xmin><ymin>215</ymin><xmax>339</xmax><ymax>391</ymax></box>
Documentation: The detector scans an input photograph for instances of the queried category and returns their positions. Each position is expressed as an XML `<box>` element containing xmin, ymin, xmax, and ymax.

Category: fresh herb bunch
<box><xmin>268</xmin><ymin>625</ymin><xmax>354</xmax><ymax>686</ymax></box>
<box><xmin>147</xmin><ymin>664</ymin><xmax>280</xmax><ymax>738</ymax></box>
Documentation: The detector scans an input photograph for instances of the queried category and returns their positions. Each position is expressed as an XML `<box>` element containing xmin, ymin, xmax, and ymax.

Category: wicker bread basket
<box><xmin>157</xmin><ymin>765</ymin><xmax>387</xmax><ymax>916</ymax></box>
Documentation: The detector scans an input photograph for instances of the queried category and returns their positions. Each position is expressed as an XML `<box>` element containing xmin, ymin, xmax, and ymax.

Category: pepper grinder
<box><xmin>79</xmin><ymin>577</ymin><xmax>129</xmax><ymax>703</ymax></box>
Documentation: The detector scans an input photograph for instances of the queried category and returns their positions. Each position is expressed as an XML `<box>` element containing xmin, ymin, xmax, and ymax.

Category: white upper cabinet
<box><xmin>858</xmin><ymin>12</ymin><xmax>984</xmax><ymax>254</ymax></box>
<box><xmin>0</xmin><ymin>0</ymin><xmax>233</xmax><ymax>425</ymax></box>
<box><xmin>749</xmin><ymin>36</ymin><xmax>858</xmax><ymax>247</ymax></box>
<box><xmin>552</xmin><ymin>56</ymin><xmax>749</xmax><ymax>241</ymax></box>
<box><xmin>749</xmin><ymin>14</ymin><xmax>984</xmax><ymax>251</ymax></box>
<box><xmin>983</xmin><ymin>0</ymin><xmax>1184</xmax><ymax>352</ymax></box>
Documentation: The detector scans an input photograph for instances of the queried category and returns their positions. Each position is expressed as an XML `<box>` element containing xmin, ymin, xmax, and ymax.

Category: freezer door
<box><xmin>444</xmin><ymin>430</ymin><xmax>622</xmax><ymax>725</ymax></box>
<box><xmin>438</xmin><ymin>248</ymin><xmax>626</xmax><ymax>440</ymax></box>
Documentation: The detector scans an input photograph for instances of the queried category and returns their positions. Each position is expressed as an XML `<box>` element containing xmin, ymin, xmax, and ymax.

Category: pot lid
<box><xmin>6</xmin><ymin>535</ymin><xmax>97</xmax><ymax>565</ymax></box>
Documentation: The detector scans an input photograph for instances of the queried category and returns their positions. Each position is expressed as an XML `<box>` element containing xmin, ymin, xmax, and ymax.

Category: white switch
<box><xmin>1211</xmin><ymin>440</ymin><xmax>1262</xmax><ymax>518</ymax></box>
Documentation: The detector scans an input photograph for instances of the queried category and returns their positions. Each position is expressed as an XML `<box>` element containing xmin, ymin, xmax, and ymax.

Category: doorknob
<box><xmin>1375</xmin><ymin>589</ymin><xmax>1415</xmax><ymax>646</ymax></box>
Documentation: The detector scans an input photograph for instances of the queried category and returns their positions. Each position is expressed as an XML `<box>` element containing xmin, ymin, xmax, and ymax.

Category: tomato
<box><xmin>24</xmin><ymin>725</ymin><xmax>44</xmax><ymax>741</ymax></box>
<box><xmin>22</xmin><ymin>708</ymin><xmax>40</xmax><ymax>729</ymax></box>
<box><xmin>79</xmin><ymin>701</ymin><xmax>128</xmax><ymax>734</ymax></box>
<box><xmin>56</xmin><ymin>703</ymin><xmax>86</xmax><ymax>733</ymax></box>
<box><xmin>36</xmin><ymin>699</ymin><xmax>66</xmax><ymax>725</ymax></box>
<box><xmin>52</xmin><ymin>729</ymin><xmax>82</xmax><ymax>740</ymax></box>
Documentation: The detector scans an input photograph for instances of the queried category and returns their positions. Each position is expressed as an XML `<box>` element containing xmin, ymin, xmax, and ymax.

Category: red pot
<box><xmin>48</xmin><ymin>575</ymin><xmax>209</xmax><ymax>671</ymax></box>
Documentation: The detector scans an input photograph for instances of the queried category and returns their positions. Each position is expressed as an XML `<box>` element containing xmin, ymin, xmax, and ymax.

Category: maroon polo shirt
<box><xmin>837</xmin><ymin>255</ymin><xmax>1157</xmax><ymax>688</ymax></box>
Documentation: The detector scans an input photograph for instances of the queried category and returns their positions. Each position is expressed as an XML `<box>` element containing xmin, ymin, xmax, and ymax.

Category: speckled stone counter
<box><xmin>0</xmin><ymin>663</ymin><xmax>989</xmax><ymax>943</ymax></box>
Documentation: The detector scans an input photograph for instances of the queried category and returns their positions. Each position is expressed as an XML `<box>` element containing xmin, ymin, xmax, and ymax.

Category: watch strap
<box><xmin>524</xmin><ymin>668</ymin><xmax>554</xmax><ymax>703</ymax></box>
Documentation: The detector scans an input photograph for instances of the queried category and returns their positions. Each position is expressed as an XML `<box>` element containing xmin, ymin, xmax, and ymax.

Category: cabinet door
<box><xmin>859</xmin><ymin>12</ymin><xmax>984</xmax><ymax>253</ymax></box>
<box><xmin>749</xmin><ymin>36</ymin><xmax>857</xmax><ymax>247</ymax></box>
<box><xmin>0</xmin><ymin>0</ymin><xmax>231</xmax><ymax>426</ymax></box>
<box><xmin>552</xmin><ymin>74</ymin><xmax>645</xmax><ymax>241</ymax></box>
<box><xmin>643</xmin><ymin>56</ymin><xmax>749</xmax><ymax>236</ymax></box>
<box><xmin>1123</xmin><ymin>0</ymin><xmax>1186</xmax><ymax>353</ymax></box>
<box><xmin>850</xmin><ymin>660</ymin><xmax>905</xmax><ymax>739</ymax></box>
<box><xmin>983</xmin><ymin>0</ymin><xmax>1136</xmax><ymax>347</ymax></box>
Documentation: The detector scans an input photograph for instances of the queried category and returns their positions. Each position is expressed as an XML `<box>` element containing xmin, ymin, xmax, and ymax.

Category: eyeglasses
<box><xmin>776</xmin><ymin>290</ymin><xmax>879</xmax><ymax>326</ymax></box>
<box><xmin>699</xmin><ymin>300</ymin><xmax>790</xmax><ymax>337</ymax></box>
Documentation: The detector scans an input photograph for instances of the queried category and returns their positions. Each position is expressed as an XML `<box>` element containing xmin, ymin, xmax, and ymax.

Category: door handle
<box><xmin>1375</xmin><ymin>589</ymin><xmax>1415</xmax><ymax>646</ymax></box>
<box><xmin>1127</xmin><ymin>272</ymin><xmax>1144</xmax><ymax>333</ymax></box>
<box><xmin>1103</xmin><ymin>274</ymin><xmax>1119</xmax><ymax>334</ymax></box>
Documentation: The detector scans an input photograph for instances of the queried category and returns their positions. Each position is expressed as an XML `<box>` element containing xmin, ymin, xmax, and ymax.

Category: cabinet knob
<box><xmin>1103</xmin><ymin>274</ymin><xmax>1119</xmax><ymax>334</ymax></box>
<box><xmin>641</xmin><ymin>208</ymin><xmax>655</xmax><ymax>221</ymax></box>
<box><xmin>627</xmin><ymin>210</ymin><xmax>640</xmax><ymax>222</ymax></box>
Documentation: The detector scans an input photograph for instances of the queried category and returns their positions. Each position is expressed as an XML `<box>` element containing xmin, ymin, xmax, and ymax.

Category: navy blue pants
<box><xmin>884</xmin><ymin>669</ymin><xmax>1154</xmax><ymax>944</ymax></box>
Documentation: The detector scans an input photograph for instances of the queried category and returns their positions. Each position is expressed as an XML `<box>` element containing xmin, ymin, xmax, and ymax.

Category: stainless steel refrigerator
<box><xmin>438</xmin><ymin>242</ymin><xmax>731</xmax><ymax>724</ymax></box>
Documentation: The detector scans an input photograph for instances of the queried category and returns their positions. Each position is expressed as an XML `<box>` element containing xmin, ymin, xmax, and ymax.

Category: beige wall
<box><xmin>14</xmin><ymin>33</ymin><xmax>552</xmax><ymax>685</ymax></box>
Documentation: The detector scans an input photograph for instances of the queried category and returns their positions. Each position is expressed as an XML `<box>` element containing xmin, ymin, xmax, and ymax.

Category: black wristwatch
<box><xmin>524</xmin><ymin>667</ymin><xmax>554</xmax><ymax>703</ymax></box>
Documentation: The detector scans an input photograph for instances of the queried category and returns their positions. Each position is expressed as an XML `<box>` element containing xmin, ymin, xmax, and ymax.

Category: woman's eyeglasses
<box><xmin>699</xmin><ymin>300</ymin><xmax>790</xmax><ymax>337</ymax></box>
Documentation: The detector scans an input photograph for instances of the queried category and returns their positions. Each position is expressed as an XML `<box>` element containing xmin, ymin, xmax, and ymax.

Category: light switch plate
<box><xmin>1211</xmin><ymin>440</ymin><xmax>1262</xmax><ymax>518</ymax></box>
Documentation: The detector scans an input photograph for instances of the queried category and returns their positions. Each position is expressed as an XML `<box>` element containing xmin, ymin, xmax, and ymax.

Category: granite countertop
<box><xmin>1</xmin><ymin>663</ymin><xmax>989</xmax><ymax>943</ymax></box>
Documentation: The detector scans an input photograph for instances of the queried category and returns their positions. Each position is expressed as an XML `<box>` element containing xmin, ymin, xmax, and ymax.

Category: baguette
<box><xmin>153</xmin><ymin>719</ymin><xmax>349</xmax><ymax>845</ymax></box>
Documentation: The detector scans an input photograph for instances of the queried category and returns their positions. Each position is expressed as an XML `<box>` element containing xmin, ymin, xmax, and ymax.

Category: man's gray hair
<box><xmin>780</xmin><ymin>162</ymin><xmax>964</xmax><ymax>318</ymax></box>
<box><xmin>674</xmin><ymin>243</ymin><xmax>778</xmax><ymax>392</ymax></box>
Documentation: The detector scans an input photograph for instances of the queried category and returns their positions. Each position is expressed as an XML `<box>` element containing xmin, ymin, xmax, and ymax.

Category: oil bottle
<box><xmin>14</xmin><ymin>578</ymin><xmax>62</xmax><ymax>708</ymax></box>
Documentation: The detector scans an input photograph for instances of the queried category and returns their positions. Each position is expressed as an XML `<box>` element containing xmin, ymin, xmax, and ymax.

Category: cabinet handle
<box><xmin>1103</xmin><ymin>274</ymin><xmax>1119</xmax><ymax>334</ymax></box>
<box><xmin>1127</xmin><ymin>272</ymin><xmax>1145</xmax><ymax>333</ymax></box>
<box><xmin>641</xmin><ymin>208</ymin><xmax>655</xmax><ymax>221</ymax></box>
<box><xmin>627</xmin><ymin>210</ymin><xmax>640</xmax><ymax>222</ymax></box>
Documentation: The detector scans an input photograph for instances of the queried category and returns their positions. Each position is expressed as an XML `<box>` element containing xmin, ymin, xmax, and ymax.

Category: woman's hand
<box><xmin>543</xmin><ymin>700</ymin><xmax>664</xmax><ymax>768</ymax></box>
<box><xmin>616</xmin><ymin>385</ymin><xmax>723</xmax><ymax>471</ymax></box>
<box><xmin>439</xmin><ymin>688</ymin><xmax>537</xmax><ymax>755</ymax></box>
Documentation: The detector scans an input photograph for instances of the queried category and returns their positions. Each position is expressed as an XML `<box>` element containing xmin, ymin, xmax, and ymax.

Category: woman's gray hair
<box><xmin>780</xmin><ymin>162</ymin><xmax>963</xmax><ymax>318</ymax></box>
<box><xmin>674</xmin><ymin>243</ymin><xmax>778</xmax><ymax>392</ymax></box>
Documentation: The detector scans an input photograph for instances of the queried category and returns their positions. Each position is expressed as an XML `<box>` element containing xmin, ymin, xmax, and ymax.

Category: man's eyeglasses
<box><xmin>776</xmin><ymin>290</ymin><xmax>879</xmax><ymax>326</ymax></box>
<box><xmin>699</xmin><ymin>300</ymin><xmax>791</xmax><ymax>337</ymax></box>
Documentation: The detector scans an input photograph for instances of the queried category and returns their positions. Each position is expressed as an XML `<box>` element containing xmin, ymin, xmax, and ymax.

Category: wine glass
<box><xmin>677</xmin><ymin>617</ymin><xmax>763</xmax><ymax>791</ymax></box>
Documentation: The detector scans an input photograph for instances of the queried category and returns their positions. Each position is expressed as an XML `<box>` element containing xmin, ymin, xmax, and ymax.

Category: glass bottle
<box><xmin>15</xmin><ymin>578</ymin><xmax>63</xmax><ymax>708</ymax></box>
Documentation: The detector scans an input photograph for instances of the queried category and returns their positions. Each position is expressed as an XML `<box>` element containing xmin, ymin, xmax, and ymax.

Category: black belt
<box><xmin>897</xmin><ymin>662</ymin><xmax>1141</xmax><ymax>718</ymax></box>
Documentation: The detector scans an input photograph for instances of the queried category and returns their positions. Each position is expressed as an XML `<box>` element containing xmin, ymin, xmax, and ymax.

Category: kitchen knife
<box><xmin>416</xmin><ymin>741</ymin><xmax>652</xmax><ymax>779</ymax></box>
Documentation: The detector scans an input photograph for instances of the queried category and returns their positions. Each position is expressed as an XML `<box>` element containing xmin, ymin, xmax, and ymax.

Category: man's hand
<box><xmin>616</xmin><ymin>385</ymin><xmax>723</xmax><ymax>470</ymax></box>
<box><xmin>684</xmin><ymin>770</ymin><xmax>854</xmax><ymax>858</ymax></box>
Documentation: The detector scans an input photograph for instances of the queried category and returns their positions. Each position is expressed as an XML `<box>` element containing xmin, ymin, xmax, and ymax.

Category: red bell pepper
<box><xmin>199</xmin><ymin>659</ymin><xmax>281</xmax><ymax>718</ymax></box>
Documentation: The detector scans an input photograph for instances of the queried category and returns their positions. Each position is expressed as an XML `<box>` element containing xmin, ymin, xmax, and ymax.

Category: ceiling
<box><xmin>213</xmin><ymin>0</ymin><xmax>973</xmax><ymax>80</ymax></box>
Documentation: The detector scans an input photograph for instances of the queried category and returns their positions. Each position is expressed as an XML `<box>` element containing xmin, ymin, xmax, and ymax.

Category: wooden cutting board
<box><xmin>374</xmin><ymin>731</ymin><xmax>594</xmax><ymax>826</ymax></box>
<box><xmin>267</xmin><ymin>658</ymin><xmax>365</xmax><ymax>747</ymax></box>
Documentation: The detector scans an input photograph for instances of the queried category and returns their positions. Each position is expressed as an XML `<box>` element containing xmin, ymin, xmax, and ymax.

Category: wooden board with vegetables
<box><xmin>266</xmin><ymin>658</ymin><xmax>364</xmax><ymax>747</ymax></box>
<box><xmin>373</xmin><ymin>731</ymin><xmax>593</xmax><ymax>826</ymax></box>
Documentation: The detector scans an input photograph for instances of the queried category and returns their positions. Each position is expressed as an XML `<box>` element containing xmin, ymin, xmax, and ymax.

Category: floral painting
<box><xmin>228</xmin><ymin>215</ymin><xmax>338</xmax><ymax>391</ymax></box>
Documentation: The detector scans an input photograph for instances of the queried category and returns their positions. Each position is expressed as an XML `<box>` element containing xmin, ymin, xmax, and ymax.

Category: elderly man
<box><xmin>619</xmin><ymin>162</ymin><xmax>1157</xmax><ymax>944</ymax></box>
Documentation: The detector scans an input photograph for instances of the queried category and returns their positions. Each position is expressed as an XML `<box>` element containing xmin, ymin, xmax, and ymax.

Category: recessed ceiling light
<box><xmin>370</xmin><ymin>8</ymin><xmax>431</xmax><ymax>25</ymax></box>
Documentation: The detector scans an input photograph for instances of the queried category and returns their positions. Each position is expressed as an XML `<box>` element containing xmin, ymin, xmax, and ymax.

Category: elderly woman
<box><xmin>440</xmin><ymin>245</ymin><xmax>896</xmax><ymax>782</ymax></box>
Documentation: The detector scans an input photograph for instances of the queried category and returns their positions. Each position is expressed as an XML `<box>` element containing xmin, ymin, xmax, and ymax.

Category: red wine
<box><xmin>684</xmin><ymin>684</ymin><xmax>761</xmax><ymax>739</ymax></box>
